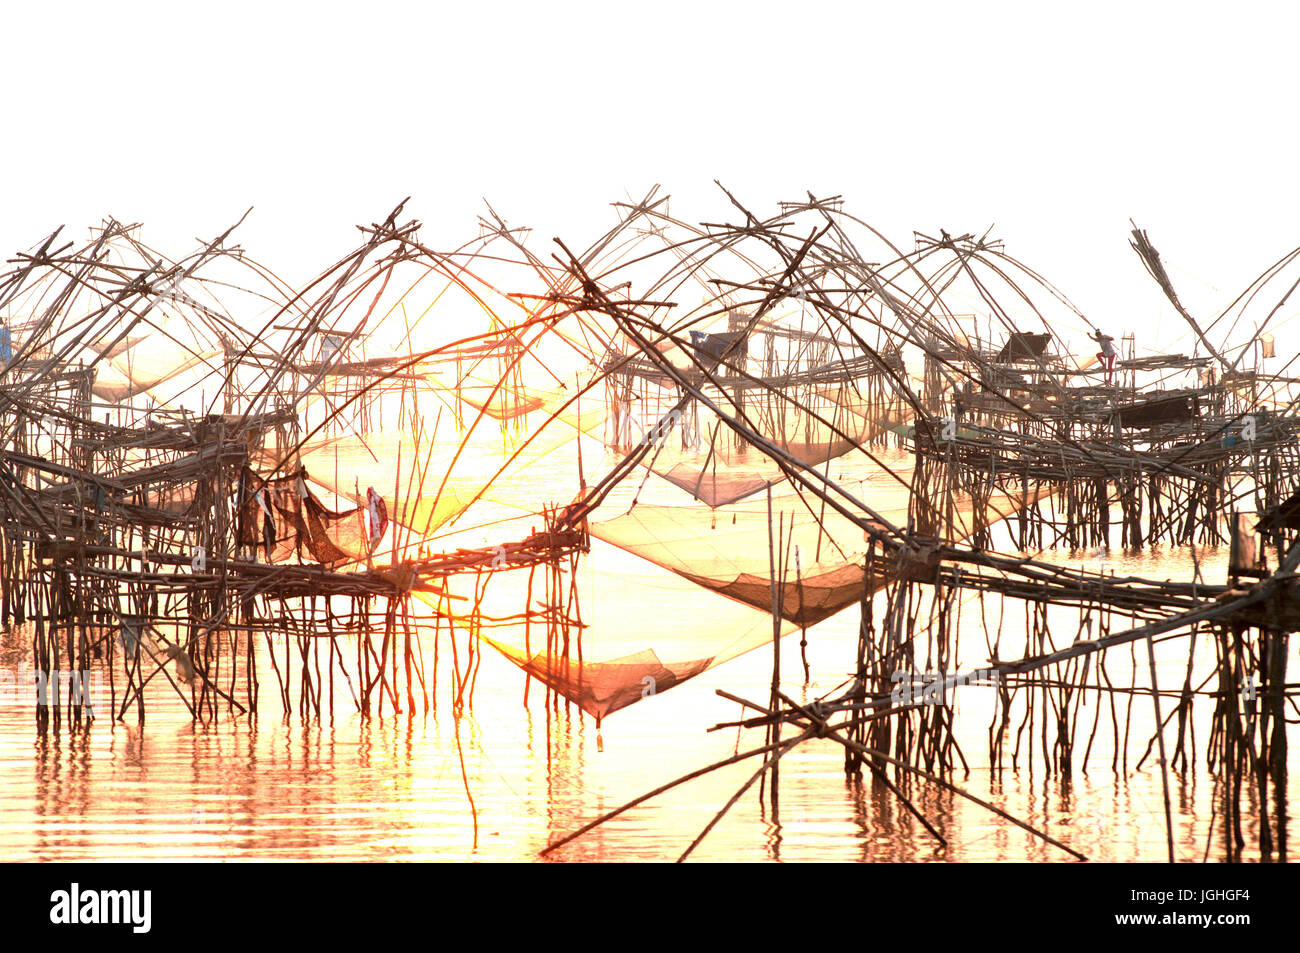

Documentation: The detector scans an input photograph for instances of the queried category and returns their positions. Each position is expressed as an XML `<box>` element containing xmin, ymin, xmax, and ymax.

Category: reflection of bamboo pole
<box><xmin>772</xmin><ymin>688</ymin><xmax>1083</xmax><ymax>859</ymax></box>
<box><xmin>679</xmin><ymin>734</ymin><xmax>803</xmax><ymax>862</ymax></box>
<box><xmin>765</xmin><ymin>490</ymin><xmax>782</xmax><ymax>811</ymax></box>
<box><xmin>540</xmin><ymin>733</ymin><xmax>801</xmax><ymax>858</ymax></box>
<box><xmin>1146</xmin><ymin>634</ymin><xmax>1176</xmax><ymax>862</ymax></box>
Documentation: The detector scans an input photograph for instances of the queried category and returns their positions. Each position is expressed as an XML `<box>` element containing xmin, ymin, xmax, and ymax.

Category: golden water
<box><xmin>0</xmin><ymin>443</ymin><xmax>1290</xmax><ymax>862</ymax></box>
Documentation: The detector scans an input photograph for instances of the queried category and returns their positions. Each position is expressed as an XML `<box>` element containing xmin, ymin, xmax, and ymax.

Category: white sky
<box><xmin>4</xmin><ymin>1</ymin><xmax>1299</xmax><ymax>353</ymax></box>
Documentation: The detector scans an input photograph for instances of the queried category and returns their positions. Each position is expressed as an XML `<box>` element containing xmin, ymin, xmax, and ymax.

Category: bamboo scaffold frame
<box><xmin>533</xmin><ymin>186</ymin><xmax>1300</xmax><ymax>862</ymax></box>
<box><xmin>3</xmin><ymin>186</ymin><xmax>1298</xmax><ymax>862</ymax></box>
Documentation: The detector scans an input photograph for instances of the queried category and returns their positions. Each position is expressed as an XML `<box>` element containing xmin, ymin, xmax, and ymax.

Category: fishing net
<box><xmin>581</xmin><ymin>476</ymin><xmax>1056</xmax><ymax>665</ymax></box>
<box><xmin>591</xmin><ymin>498</ymin><xmax>876</xmax><ymax>626</ymax></box>
<box><xmin>237</xmin><ymin>467</ymin><xmax>379</xmax><ymax>568</ymax></box>
<box><xmin>418</xmin><ymin>540</ymin><xmax>796</xmax><ymax>720</ymax></box>
<box><xmin>260</xmin><ymin>390</ymin><xmax>608</xmax><ymax>538</ymax></box>
<box><xmin>409</xmin><ymin>443</ymin><xmax>1052</xmax><ymax>722</ymax></box>
<box><xmin>604</xmin><ymin>390</ymin><xmax>910</xmax><ymax>507</ymax></box>
<box><xmin>91</xmin><ymin>339</ymin><xmax>226</xmax><ymax>403</ymax></box>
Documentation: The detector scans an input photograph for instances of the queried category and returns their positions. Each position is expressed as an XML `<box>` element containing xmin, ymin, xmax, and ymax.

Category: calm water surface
<box><xmin>0</xmin><ymin>444</ymin><xmax>1291</xmax><ymax>862</ymax></box>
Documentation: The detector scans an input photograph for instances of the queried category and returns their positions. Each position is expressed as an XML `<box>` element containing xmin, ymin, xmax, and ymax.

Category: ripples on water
<box><xmin>0</xmin><ymin>445</ymin><xmax>1290</xmax><ymax>861</ymax></box>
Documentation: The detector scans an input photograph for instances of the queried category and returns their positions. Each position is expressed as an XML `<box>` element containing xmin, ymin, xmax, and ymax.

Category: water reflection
<box><xmin>0</xmin><ymin>667</ymin><xmax>1286</xmax><ymax>861</ymax></box>
<box><xmin>0</xmin><ymin>491</ymin><xmax>1293</xmax><ymax>862</ymax></box>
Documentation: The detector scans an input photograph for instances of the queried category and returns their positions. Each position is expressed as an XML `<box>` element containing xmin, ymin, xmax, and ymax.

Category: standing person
<box><xmin>1091</xmin><ymin>329</ymin><xmax>1117</xmax><ymax>384</ymax></box>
